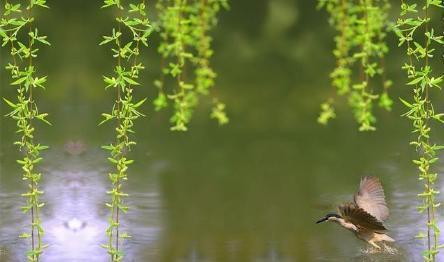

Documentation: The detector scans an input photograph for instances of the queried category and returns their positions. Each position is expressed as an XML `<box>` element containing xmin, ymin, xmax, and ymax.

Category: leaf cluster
<box><xmin>154</xmin><ymin>0</ymin><xmax>229</xmax><ymax>131</ymax></box>
<box><xmin>317</xmin><ymin>0</ymin><xmax>392</xmax><ymax>131</ymax></box>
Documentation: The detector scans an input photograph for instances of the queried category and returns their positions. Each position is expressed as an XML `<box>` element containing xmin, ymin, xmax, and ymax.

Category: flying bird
<box><xmin>316</xmin><ymin>176</ymin><xmax>394</xmax><ymax>249</ymax></box>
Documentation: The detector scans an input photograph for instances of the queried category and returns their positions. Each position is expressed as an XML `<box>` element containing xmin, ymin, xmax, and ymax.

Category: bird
<box><xmin>316</xmin><ymin>176</ymin><xmax>394</xmax><ymax>249</ymax></box>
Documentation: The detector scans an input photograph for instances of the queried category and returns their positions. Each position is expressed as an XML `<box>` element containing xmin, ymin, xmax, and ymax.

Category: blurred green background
<box><xmin>1</xmin><ymin>0</ymin><xmax>444</xmax><ymax>261</ymax></box>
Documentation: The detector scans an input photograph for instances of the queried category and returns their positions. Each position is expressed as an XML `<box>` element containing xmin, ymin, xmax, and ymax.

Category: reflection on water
<box><xmin>3</xmin><ymin>134</ymin><xmax>444</xmax><ymax>261</ymax></box>
<box><xmin>1</xmin><ymin>135</ymin><xmax>444</xmax><ymax>261</ymax></box>
<box><xmin>0</xmin><ymin>192</ymin><xmax>26</xmax><ymax>261</ymax></box>
<box><xmin>43</xmin><ymin>167</ymin><xmax>108</xmax><ymax>262</ymax></box>
<box><xmin>0</xmin><ymin>145</ymin><xmax>163</xmax><ymax>261</ymax></box>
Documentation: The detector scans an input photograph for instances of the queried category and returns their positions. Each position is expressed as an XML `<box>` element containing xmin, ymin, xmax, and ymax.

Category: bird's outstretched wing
<box><xmin>354</xmin><ymin>176</ymin><xmax>389</xmax><ymax>221</ymax></box>
<box><xmin>338</xmin><ymin>203</ymin><xmax>386</xmax><ymax>231</ymax></box>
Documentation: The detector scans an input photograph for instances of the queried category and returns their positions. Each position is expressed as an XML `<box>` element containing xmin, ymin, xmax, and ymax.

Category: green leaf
<box><xmin>11</xmin><ymin>76</ymin><xmax>28</xmax><ymax>85</ymax></box>
<box><xmin>3</xmin><ymin>98</ymin><xmax>17</xmax><ymax>108</ymax></box>
<box><xmin>407</xmin><ymin>76</ymin><xmax>423</xmax><ymax>85</ymax></box>
<box><xmin>36</xmin><ymin>113</ymin><xmax>51</xmax><ymax>125</ymax></box>
<box><xmin>133</xmin><ymin>98</ymin><xmax>147</xmax><ymax>108</ymax></box>
<box><xmin>123</xmin><ymin>76</ymin><xmax>139</xmax><ymax>86</ymax></box>
<box><xmin>399</xmin><ymin>97</ymin><xmax>413</xmax><ymax>108</ymax></box>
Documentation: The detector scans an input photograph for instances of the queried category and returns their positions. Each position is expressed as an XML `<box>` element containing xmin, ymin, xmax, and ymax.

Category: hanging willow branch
<box><xmin>0</xmin><ymin>0</ymin><xmax>50</xmax><ymax>261</ymax></box>
<box><xmin>99</xmin><ymin>0</ymin><xmax>152</xmax><ymax>260</ymax></box>
<box><xmin>155</xmin><ymin>0</ymin><xmax>229</xmax><ymax>131</ymax></box>
<box><xmin>317</xmin><ymin>0</ymin><xmax>392</xmax><ymax>131</ymax></box>
<box><xmin>395</xmin><ymin>0</ymin><xmax>444</xmax><ymax>260</ymax></box>
<box><xmin>194</xmin><ymin>0</ymin><xmax>229</xmax><ymax>125</ymax></box>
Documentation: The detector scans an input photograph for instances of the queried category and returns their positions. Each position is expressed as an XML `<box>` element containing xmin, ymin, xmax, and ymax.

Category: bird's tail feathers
<box><xmin>380</xmin><ymin>234</ymin><xmax>395</xmax><ymax>242</ymax></box>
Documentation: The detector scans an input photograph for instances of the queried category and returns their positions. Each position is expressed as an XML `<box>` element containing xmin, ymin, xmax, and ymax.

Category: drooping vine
<box><xmin>99</xmin><ymin>0</ymin><xmax>152</xmax><ymax>260</ymax></box>
<box><xmin>395</xmin><ymin>0</ymin><xmax>444</xmax><ymax>260</ymax></box>
<box><xmin>0</xmin><ymin>0</ymin><xmax>50</xmax><ymax>261</ymax></box>
<box><xmin>193</xmin><ymin>0</ymin><xmax>229</xmax><ymax>125</ymax></box>
<box><xmin>154</xmin><ymin>0</ymin><xmax>229</xmax><ymax>131</ymax></box>
<box><xmin>317</xmin><ymin>0</ymin><xmax>393</xmax><ymax>131</ymax></box>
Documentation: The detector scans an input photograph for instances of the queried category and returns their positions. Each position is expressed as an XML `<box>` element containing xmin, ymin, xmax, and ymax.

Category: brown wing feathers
<box><xmin>354</xmin><ymin>176</ymin><xmax>389</xmax><ymax>221</ymax></box>
<box><xmin>338</xmin><ymin>203</ymin><xmax>387</xmax><ymax>231</ymax></box>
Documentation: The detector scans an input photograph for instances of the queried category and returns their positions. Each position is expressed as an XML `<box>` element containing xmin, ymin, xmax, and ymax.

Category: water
<box><xmin>2</xmin><ymin>119</ymin><xmax>442</xmax><ymax>261</ymax></box>
<box><xmin>1</xmin><ymin>0</ymin><xmax>444</xmax><ymax>261</ymax></box>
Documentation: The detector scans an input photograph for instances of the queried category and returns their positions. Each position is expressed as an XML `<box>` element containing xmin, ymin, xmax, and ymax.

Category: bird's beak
<box><xmin>316</xmin><ymin>217</ymin><xmax>327</xmax><ymax>224</ymax></box>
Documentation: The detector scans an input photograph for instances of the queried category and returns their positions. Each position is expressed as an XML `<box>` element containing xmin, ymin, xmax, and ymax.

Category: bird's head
<box><xmin>316</xmin><ymin>213</ymin><xmax>342</xmax><ymax>224</ymax></box>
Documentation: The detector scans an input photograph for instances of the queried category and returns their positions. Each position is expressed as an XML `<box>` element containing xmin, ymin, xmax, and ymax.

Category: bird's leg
<box><xmin>368</xmin><ymin>240</ymin><xmax>381</xmax><ymax>250</ymax></box>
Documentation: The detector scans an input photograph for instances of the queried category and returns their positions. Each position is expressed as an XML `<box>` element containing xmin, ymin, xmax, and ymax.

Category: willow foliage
<box><xmin>395</xmin><ymin>0</ymin><xmax>444</xmax><ymax>260</ymax></box>
<box><xmin>99</xmin><ymin>0</ymin><xmax>228</xmax><ymax>260</ymax></box>
<box><xmin>99</xmin><ymin>0</ymin><xmax>153</xmax><ymax>260</ymax></box>
<box><xmin>318</xmin><ymin>0</ymin><xmax>392</xmax><ymax>131</ymax></box>
<box><xmin>155</xmin><ymin>0</ymin><xmax>229</xmax><ymax>131</ymax></box>
<box><xmin>0</xmin><ymin>0</ymin><xmax>51</xmax><ymax>261</ymax></box>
